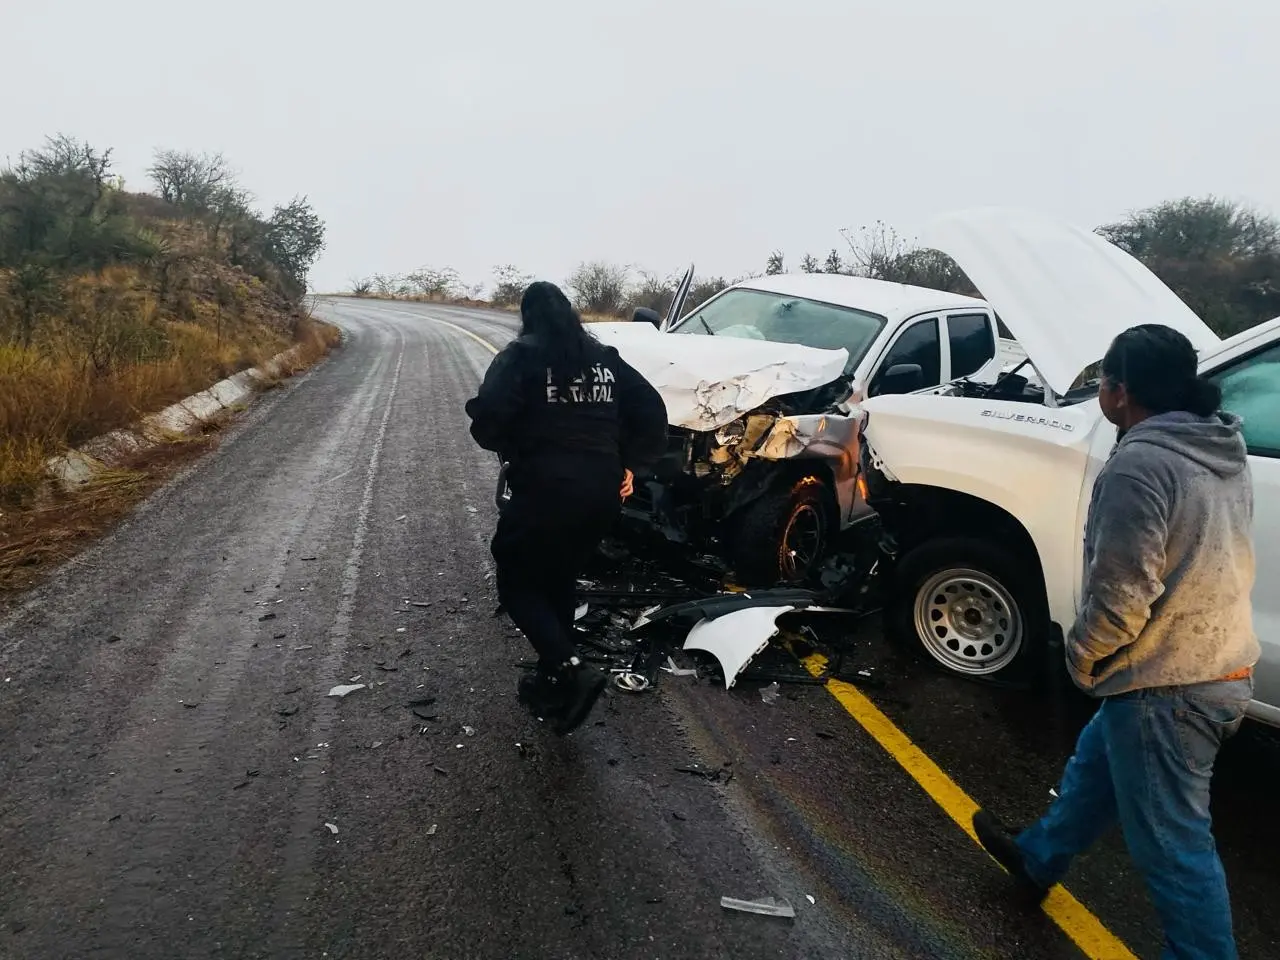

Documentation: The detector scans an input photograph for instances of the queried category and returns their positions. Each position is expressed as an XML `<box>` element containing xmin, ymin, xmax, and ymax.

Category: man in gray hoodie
<box><xmin>972</xmin><ymin>324</ymin><xmax>1258</xmax><ymax>960</ymax></box>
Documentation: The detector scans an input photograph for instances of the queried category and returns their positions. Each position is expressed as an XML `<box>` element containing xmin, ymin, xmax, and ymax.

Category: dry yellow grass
<box><xmin>0</xmin><ymin>444</ymin><xmax>213</xmax><ymax>595</ymax></box>
<box><xmin>0</xmin><ymin>267</ymin><xmax>296</xmax><ymax>507</ymax></box>
<box><xmin>0</xmin><ymin>312</ymin><xmax>341</xmax><ymax>595</ymax></box>
<box><xmin>0</xmin><ymin>261</ymin><xmax>342</xmax><ymax>599</ymax></box>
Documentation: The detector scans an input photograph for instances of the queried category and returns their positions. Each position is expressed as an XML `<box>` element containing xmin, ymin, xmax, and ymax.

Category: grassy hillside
<box><xmin>0</xmin><ymin>136</ymin><xmax>335</xmax><ymax>508</ymax></box>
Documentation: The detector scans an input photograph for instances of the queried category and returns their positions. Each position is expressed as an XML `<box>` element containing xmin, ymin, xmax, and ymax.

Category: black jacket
<box><xmin>465</xmin><ymin>333</ymin><xmax>668</xmax><ymax>481</ymax></box>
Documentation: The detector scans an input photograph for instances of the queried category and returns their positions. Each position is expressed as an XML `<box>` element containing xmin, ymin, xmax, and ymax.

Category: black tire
<box><xmin>887</xmin><ymin>537</ymin><xmax>1047</xmax><ymax>682</ymax></box>
<box><xmin>726</xmin><ymin>475</ymin><xmax>833</xmax><ymax>586</ymax></box>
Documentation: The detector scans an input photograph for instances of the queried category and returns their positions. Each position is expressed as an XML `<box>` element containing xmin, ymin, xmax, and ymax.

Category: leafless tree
<box><xmin>405</xmin><ymin>266</ymin><xmax>461</xmax><ymax>300</ymax></box>
<box><xmin>491</xmin><ymin>264</ymin><xmax>533</xmax><ymax>307</ymax></box>
<box><xmin>568</xmin><ymin>261</ymin><xmax>629</xmax><ymax>315</ymax></box>
<box><xmin>148</xmin><ymin>149</ymin><xmax>234</xmax><ymax>211</ymax></box>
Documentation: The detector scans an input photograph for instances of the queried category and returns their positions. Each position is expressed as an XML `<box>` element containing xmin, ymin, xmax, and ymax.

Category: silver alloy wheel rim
<box><xmin>912</xmin><ymin>567</ymin><xmax>1024</xmax><ymax>675</ymax></box>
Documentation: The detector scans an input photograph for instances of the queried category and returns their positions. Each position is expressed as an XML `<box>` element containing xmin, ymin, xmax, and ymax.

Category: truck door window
<box><xmin>947</xmin><ymin>313</ymin><xmax>996</xmax><ymax>379</ymax></box>
<box><xmin>870</xmin><ymin>318</ymin><xmax>941</xmax><ymax>394</ymax></box>
<box><xmin>1211</xmin><ymin>342</ymin><xmax>1280</xmax><ymax>457</ymax></box>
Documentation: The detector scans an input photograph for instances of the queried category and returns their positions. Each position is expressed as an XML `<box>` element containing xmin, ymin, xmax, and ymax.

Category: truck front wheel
<box><xmin>888</xmin><ymin>537</ymin><xmax>1046</xmax><ymax>680</ymax></box>
<box><xmin>726</xmin><ymin>475</ymin><xmax>833</xmax><ymax>586</ymax></box>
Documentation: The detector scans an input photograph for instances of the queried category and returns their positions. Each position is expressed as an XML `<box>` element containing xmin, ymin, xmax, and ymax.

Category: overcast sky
<box><xmin>6</xmin><ymin>0</ymin><xmax>1278</xmax><ymax>294</ymax></box>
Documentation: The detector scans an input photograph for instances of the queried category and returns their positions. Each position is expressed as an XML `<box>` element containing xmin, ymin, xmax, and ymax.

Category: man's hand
<box><xmin>620</xmin><ymin>469</ymin><xmax>634</xmax><ymax>499</ymax></box>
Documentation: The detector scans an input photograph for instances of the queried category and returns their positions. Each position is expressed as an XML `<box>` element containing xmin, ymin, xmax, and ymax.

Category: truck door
<box><xmin>867</xmin><ymin>315</ymin><xmax>943</xmax><ymax>396</ymax></box>
<box><xmin>942</xmin><ymin>312</ymin><xmax>999</xmax><ymax>382</ymax></box>
<box><xmin>1206</xmin><ymin>330</ymin><xmax>1280</xmax><ymax>717</ymax></box>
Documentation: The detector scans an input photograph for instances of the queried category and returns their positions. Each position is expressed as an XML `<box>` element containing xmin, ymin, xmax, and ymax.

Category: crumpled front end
<box><xmin>622</xmin><ymin>379</ymin><xmax>865</xmax><ymax>549</ymax></box>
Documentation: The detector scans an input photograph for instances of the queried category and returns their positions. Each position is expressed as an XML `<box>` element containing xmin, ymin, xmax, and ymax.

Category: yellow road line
<box><xmin>435</xmin><ymin>310</ymin><xmax>1133</xmax><ymax>957</ymax></box>
<box><xmin>801</xmin><ymin>652</ymin><xmax>1136</xmax><ymax>960</ymax></box>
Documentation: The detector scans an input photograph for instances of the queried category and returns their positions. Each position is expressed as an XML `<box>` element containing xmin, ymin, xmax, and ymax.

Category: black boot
<box><xmin>972</xmin><ymin>810</ymin><xmax>1051</xmax><ymax>903</ymax></box>
<box><xmin>552</xmin><ymin>657</ymin><xmax>607</xmax><ymax>736</ymax></box>
<box><xmin>517</xmin><ymin>667</ymin><xmax>566</xmax><ymax>720</ymax></box>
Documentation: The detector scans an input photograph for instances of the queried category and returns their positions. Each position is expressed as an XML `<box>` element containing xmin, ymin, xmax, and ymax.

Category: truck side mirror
<box><xmin>873</xmin><ymin>363</ymin><xmax>925</xmax><ymax>396</ymax></box>
<box><xmin>632</xmin><ymin>307</ymin><xmax>662</xmax><ymax>328</ymax></box>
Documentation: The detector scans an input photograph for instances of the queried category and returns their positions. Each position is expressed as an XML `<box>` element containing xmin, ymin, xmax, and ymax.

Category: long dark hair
<box><xmin>520</xmin><ymin>281</ymin><xmax>596</xmax><ymax>391</ymax></box>
<box><xmin>1101</xmin><ymin>323</ymin><xmax>1221</xmax><ymax>417</ymax></box>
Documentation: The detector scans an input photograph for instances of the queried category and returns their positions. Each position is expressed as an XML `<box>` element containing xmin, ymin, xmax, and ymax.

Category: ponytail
<box><xmin>1184</xmin><ymin>376</ymin><xmax>1222</xmax><ymax>418</ymax></box>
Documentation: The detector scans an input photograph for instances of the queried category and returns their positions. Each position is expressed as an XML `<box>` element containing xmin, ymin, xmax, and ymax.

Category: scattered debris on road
<box><xmin>674</xmin><ymin>763</ymin><xmax>733</xmax><ymax>784</ymax></box>
<box><xmin>760</xmin><ymin>682</ymin><xmax>781</xmax><ymax>705</ymax></box>
<box><xmin>427</xmin><ymin>824</ymin><xmax>438</xmax><ymax>835</ymax></box>
<box><xmin>407</xmin><ymin>698</ymin><xmax>438</xmax><ymax>721</ymax></box>
<box><xmin>324</xmin><ymin>822</ymin><xmax>339</xmax><ymax>835</ymax></box>
<box><xmin>327</xmin><ymin>684</ymin><xmax>366</xmax><ymax>699</ymax></box>
<box><xmin>720</xmin><ymin>896</ymin><xmax>796</xmax><ymax>919</ymax></box>
<box><xmin>259</xmin><ymin>613</ymin><xmax>277</xmax><ymax>622</ymax></box>
<box><xmin>660</xmin><ymin>656</ymin><xmax>697</xmax><ymax>678</ymax></box>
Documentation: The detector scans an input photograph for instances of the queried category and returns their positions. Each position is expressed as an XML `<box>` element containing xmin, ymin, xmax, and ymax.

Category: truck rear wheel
<box><xmin>727</xmin><ymin>476</ymin><xmax>832</xmax><ymax>586</ymax></box>
<box><xmin>888</xmin><ymin>537</ymin><xmax>1045</xmax><ymax>680</ymax></box>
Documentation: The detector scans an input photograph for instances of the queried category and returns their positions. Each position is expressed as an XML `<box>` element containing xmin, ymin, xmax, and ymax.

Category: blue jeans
<box><xmin>1016</xmin><ymin>679</ymin><xmax>1251</xmax><ymax>960</ymax></box>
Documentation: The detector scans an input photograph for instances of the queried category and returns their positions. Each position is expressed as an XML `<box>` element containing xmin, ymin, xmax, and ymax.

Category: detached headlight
<box><xmin>715</xmin><ymin>420</ymin><xmax>747</xmax><ymax>446</ymax></box>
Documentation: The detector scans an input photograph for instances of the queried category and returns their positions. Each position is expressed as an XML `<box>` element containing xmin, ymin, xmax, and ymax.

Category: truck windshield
<box><xmin>672</xmin><ymin>288</ymin><xmax>886</xmax><ymax>370</ymax></box>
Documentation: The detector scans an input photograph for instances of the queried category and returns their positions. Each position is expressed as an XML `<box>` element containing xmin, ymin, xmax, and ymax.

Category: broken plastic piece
<box><xmin>806</xmin><ymin>895</ymin><xmax>816</xmax><ymax>905</ymax></box>
<box><xmin>661</xmin><ymin>656</ymin><xmax>698</xmax><ymax>678</ymax></box>
<box><xmin>462</xmin><ymin>725</ymin><xmax>476</xmax><ymax>737</ymax></box>
<box><xmin>427</xmin><ymin>824</ymin><xmax>438</xmax><ymax>835</ymax></box>
<box><xmin>324</xmin><ymin>823</ymin><xmax>339</xmax><ymax>835</ymax></box>
<box><xmin>684</xmin><ymin>606</ymin><xmax>795</xmax><ymax>689</ymax></box>
<box><xmin>574</xmin><ymin>602</ymin><xmax>589</xmax><ymax>621</ymax></box>
<box><xmin>720</xmin><ymin>896</ymin><xmax>796</xmax><ymax>919</ymax></box>
<box><xmin>760</xmin><ymin>682</ymin><xmax>781</xmax><ymax>704</ymax></box>
<box><xmin>327</xmin><ymin>684</ymin><xmax>366</xmax><ymax>698</ymax></box>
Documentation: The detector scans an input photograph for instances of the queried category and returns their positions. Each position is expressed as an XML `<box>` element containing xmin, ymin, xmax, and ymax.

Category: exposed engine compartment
<box><xmin>624</xmin><ymin>375</ymin><xmax>859</xmax><ymax>548</ymax></box>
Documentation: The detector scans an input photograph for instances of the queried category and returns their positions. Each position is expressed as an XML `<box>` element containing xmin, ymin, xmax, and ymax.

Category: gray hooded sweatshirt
<box><xmin>1067</xmin><ymin>410</ymin><xmax>1259</xmax><ymax>696</ymax></box>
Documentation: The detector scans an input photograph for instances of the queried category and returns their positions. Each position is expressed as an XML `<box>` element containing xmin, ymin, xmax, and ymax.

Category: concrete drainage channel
<box><xmin>44</xmin><ymin>343</ymin><xmax>308</xmax><ymax>491</ymax></box>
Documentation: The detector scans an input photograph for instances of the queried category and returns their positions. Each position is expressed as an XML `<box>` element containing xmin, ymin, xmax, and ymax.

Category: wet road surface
<box><xmin>1</xmin><ymin>296</ymin><xmax>1275</xmax><ymax>959</ymax></box>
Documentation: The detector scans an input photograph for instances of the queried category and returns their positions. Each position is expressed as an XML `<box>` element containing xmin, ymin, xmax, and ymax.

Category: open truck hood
<box><xmin>924</xmin><ymin>207</ymin><xmax>1222</xmax><ymax>396</ymax></box>
<box><xmin>589</xmin><ymin>321</ymin><xmax>849</xmax><ymax>432</ymax></box>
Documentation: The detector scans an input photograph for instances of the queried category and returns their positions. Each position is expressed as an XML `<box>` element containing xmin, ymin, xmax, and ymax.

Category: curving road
<box><xmin>1</xmin><ymin>296</ymin><xmax>1276</xmax><ymax>959</ymax></box>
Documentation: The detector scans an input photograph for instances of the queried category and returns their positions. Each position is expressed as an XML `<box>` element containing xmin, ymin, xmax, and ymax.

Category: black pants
<box><xmin>491</xmin><ymin>473</ymin><xmax>619</xmax><ymax>668</ymax></box>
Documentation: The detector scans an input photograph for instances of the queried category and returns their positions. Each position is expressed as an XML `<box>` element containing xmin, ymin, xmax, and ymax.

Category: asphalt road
<box><xmin>1</xmin><ymin>296</ymin><xmax>1276</xmax><ymax>960</ymax></box>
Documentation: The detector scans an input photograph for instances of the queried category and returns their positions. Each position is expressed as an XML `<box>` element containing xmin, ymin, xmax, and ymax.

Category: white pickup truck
<box><xmin>858</xmin><ymin>207</ymin><xmax>1279</xmax><ymax>727</ymax></box>
<box><xmin>591</xmin><ymin>268</ymin><xmax>1015</xmax><ymax>584</ymax></box>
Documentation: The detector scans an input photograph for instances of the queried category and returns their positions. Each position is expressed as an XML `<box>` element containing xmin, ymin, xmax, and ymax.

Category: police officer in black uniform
<box><xmin>465</xmin><ymin>281</ymin><xmax>667</xmax><ymax>734</ymax></box>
